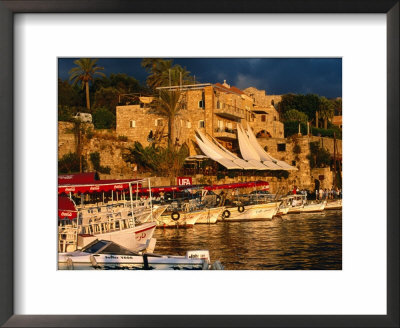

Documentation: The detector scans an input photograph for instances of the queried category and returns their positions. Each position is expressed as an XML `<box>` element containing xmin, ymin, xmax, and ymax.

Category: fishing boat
<box><xmin>196</xmin><ymin>206</ymin><xmax>225</xmax><ymax>224</ymax></box>
<box><xmin>157</xmin><ymin>208</ymin><xmax>202</xmax><ymax>228</ymax></box>
<box><xmin>59</xmin><ymin>239</ymin><xmax>223</xmax><ymax>270</ymax></box>
<box><xmin>221</xmin><ymin>201</ymin><xmax>280</xmax><ymax>221</ymax></box>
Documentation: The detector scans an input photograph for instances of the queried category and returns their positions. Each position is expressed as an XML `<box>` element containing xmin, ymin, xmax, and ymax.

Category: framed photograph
<box><xmin>1</xmin><ymin>1</ymin><xmax>398</xmax><ymax>327</ymax></box>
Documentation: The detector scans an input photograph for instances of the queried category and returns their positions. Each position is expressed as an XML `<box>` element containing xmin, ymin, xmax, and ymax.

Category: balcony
<box><xmin>214</xmin><ymin>105</ymin><xmax>245</xmax><ymax>120</ymax></box>
<box><xmin>214</xmin><ymin>127</ymin><xmax>237</xmax><ymax>140</ymax></box>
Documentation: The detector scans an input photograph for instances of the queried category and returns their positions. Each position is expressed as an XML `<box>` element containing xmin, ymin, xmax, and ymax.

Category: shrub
<box><xmin>89</xmin><ymin>151</ymin><xmax>111</xmax><ymax>174</ymax></box>
<box><xmin>93</xmin><ymin>108</ymin><xmax>116</xmax><ymax>129</ymax></box>
<box><xmin>58</xmin><ymin>152</ymin><xmax>87</xmax><ymax>174</ymax></box>
<box><xmin>117</xmin><ymin>135</ymin><xmax>128</xmax><ymax>142</ymax></box>
<box><xmin>217</xmin><ymin>173</ymin><xmax>225</xmax><ymax>180</ymax></box>
<box><xmin>293</xmin><ymin>144</ymin><xmax>301</xmax><ymax>154</ymax></box>
<box><xmin>307</xmin><ymin>142</ymin><xmax>331</xmax><ymax>168</ymax></box>
<box><xmin>284</xmin><ymin>120</ymin><xmax>342</xmax><ymax>139</ymax></box>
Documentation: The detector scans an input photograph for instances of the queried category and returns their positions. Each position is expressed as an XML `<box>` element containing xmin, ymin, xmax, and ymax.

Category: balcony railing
<box><xmin>214</xmin><ymin>105</ymin><xmax>245</xmax><ymax>119</ymax></box>
<box><xmin>214</xmin><ymin>128</ymin><xmax>237</xmax><ymax>139</ymax></box>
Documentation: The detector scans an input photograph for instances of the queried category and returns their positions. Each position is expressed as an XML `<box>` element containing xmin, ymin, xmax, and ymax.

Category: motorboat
<box><xmin>195</xmin><ymin>206</ymin><xmax>225</xmax><ymax>224</ymax></box>
<box><xmin>157</xmin><ymin>208</ymin><xmax>202</xmax><ymax>228</ymax></box>
<box><xmin>221</xmin><ymin>202</ymin><xmax>280</xmax><ymax>221</ymax></box>
<box><xmin>325</xmin><ymin>199</ymin><xmax>342</xmax><ymax>210</ymax></box>
<box><xmin>299</xmin><ymin>200</ymin><xmax>327</xmax><ymax>213</ymax></box>
<box><xmin>58</xmin><ymin>239</ymin><xmax>223</xmax><ymax>270</ymax></box>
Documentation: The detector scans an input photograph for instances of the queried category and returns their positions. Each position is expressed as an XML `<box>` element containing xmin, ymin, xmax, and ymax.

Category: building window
<box><xmin>261</xmin><ymin>115</ymin><xmax>266</xmax><ymax>122</ymax></box>
<box><xmin>198</xmin><ymin>120</ymin><xmax>205</xmax><ymax>128</ymax></box>
<box><xmin>187</xmin><ymin>121</ymin><xmax>192</xmax><ymax>128</ymax></box>
<box><xmin>292</xmin><ymin>160</ymin><xmax>296</xmax><ymax>166</ymax></box>
<box><xmin>198</xmin><ymin>100</ymin><xmax>204</xmax><ymax>108</ymax></box>
<box><xmin>217</xmin><ymin>101</ymin><xmax>221</xmax><ymax>109</ymax></box>
<box><xmin>155</xmin><ymin>119</ymin><xmax>163</xmax><ymax>127</ymax></box>
<box><xmin>277</xmin><ymin>143</ymin><xmax>286</xmax><ymax>152</ymax></box>
<box><xmin>130</xmin><ymin>120</ymin><xmax>136</xmax><ymax>128</ymax></box>
<box><xmin>274</xmin><ymin>116</ymin><xmax>277</xmax><ymax>121</ymax></box>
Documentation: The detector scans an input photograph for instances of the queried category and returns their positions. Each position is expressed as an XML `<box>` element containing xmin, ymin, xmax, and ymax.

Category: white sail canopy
<box><xmin>194</xmin><ymin>126</ymin><xmax>297</xmax><ymax>171</ymax></box>
<box><xmin>239</xmin><ymin>123</ymin><xmax>298</xmax><ymax>171</ymax></box>
<box><xmin>197</xmin><ymin>131</ymin><xmax>258</xmax><ymax>170</ymax></box>
<box><xmin>195</xmin><ymin>135</ymin><xmax>242</xmax><ymax>170</ymax></box>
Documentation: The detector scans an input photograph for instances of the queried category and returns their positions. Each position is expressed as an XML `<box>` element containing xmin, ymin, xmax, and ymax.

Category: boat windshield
<box><xmin>99</xmin><ymin>243</ymin><xmax>137</xmax><ymax>256</ymax></box>
<box><xmin>81</xmin><ymin>240</ymin><xmax>109</xmax><ymax>253</ymax></box>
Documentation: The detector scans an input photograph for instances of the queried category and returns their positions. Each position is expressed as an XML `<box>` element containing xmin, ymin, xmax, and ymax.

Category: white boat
<box><xmin>299</xmin><ymin>200</ymin><xmax>326</xmax><ymax>213</ymax></box>
<box><xmin>196</xmin><ymin>207</ymin><xmax>225</xmax><ymax>224</ymax></box>
<box><xmin>221</xmin><ymin>202</ymin><xmax>280</xmax><ymax>221</ymax></box>
<box><xmin>157</xmin><ymin>210</ymin><xmax>202</xmax><ymax>228</ymax></box>
<box><xmin>325</xmin><ymin>200</ymin><xmax>342</xmax><ymax>210</ymax></box>
<box><xmin>59</xmin><ymin>239</ymin><xmax>223</xmax><ymax>270</ymax></box>
<box><xmin>286</xmin><ymin>195</ymin><xmax>308</xmax><ymax>213</ymax></box>
<box><xmin>58</xmin><ymin>179</ymin><xmax>166</xmax><ymax>253</ymax></box>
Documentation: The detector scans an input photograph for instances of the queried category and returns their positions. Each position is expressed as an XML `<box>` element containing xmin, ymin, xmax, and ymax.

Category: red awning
<box><xmin>58</xmin><ymin>196</ymin><xmax>77</xmax><ymax>220</ymax></box>
<box><xmin>136</xmin><ymin>181</ymin><xmax>269</xmax><ymax>194</ymax></box>
<box><xmin>58</xmin><ymin>172</ymin><xmax>97</xmax><ymax>185</ymax></box>
<box><xmin>204</xmin><ymin>181</ymin><xmax>269</xmax><ymax>191</ymax></box>
<box><xmin>58</xmin><ymin>179</ymin><xmax>143</xmax><ymax>194</ymax></box>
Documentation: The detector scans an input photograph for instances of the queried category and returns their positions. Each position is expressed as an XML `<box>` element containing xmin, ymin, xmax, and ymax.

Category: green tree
<box><xmin>142</xmin><ymin>58</ymin><xmax>191</xmax><ymax>89</ymax></box>
<box><xmin>93</xmin><ymin>107</ymin><xmax>116</xmax><ymax>129</ymax></box>
<box><xmin>319</xmin><ymin>97</ymin><xmax>335</xmax><ymax>129</ymax></box>
<box><xmin>123</xmin><ymin>142</ymin><xmax>189</xmax><ymax>184</ymax></box>
<box><xmin>69</xmin><ymin>58</ymin><xmax>106</xmax><ymax>111</ymax></box>
<box><xmin>283</xmin><ymin>109</ymin><xmax>308</xmax><ymax>123</ymax></box>
<box><xmin>152</xmin><ymin>90</ymin><xmax>183</xmax><ymax>147</ymax></box>
<box><xmin>58</xmin><ymin>152</ymin><xmax>87</xmax><ymax>174</ymax></box>
<box><xmin>93</xmin><ymin>86</ymin><xmax>120</xmax><ymax>114</ymax></box>
<box><xmin>58</xmin><ymin>78</ymin><xmax>83</xmax><ymax>107</ymax></box>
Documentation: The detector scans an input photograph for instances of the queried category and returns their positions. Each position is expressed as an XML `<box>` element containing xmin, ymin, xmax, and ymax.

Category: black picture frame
<box><xmin>0</xmin><ymin>1</ymin><xmax>398</xmax><ymax>327</ymax></box>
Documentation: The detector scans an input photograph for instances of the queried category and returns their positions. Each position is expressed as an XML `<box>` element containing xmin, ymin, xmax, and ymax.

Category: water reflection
<box><xmin>153</xmin><ymin>210</ymin><xmax>342</xmax><ymax>270</ymax></box>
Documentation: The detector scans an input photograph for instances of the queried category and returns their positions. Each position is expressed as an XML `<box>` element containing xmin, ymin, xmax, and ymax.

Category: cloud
<box><xmin>234</xmin><ymin>73</ymin><xmax>264</xmax><ymax>90</ymax></box>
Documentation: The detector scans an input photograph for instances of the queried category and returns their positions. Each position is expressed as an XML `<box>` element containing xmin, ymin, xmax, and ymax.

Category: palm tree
<box><xmin>142</xmin><ymin>58</ymin><xmax>191</xmax><ymax>89</ymax></box>
<box><xmin>318</xmin><ymin>97</ymin><xmax>335</xmax><ymax>129</ymax></box>
<box><xmin>69</xmin><ymin>58</ymin><xmax>105</xmax><ymax>110</ymax></box>
<box><xmin>153</xmin><ymin>90</ymin><xmax>183</xmax><ymax>147</ymax></box>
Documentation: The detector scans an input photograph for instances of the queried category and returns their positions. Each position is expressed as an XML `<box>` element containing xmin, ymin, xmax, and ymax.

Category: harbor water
<box><xmin>153</xmin><ymin>210</ymin><xmax>342</xmax><ymax>270</ymax></box>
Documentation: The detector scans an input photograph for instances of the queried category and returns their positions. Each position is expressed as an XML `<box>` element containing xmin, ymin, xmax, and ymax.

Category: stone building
<box><xmin>243</xmin><ymin>87</ymin><xmax>284</xmax><ymax>139</ymax></box>
<box><xmin>116</xmin><ymin>81</ymin><xmax>283</xmax><ymax>155</ymax></box>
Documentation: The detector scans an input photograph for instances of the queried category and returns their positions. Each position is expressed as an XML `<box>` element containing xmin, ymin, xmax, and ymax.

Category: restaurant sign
<box><xmin>177</xmin><ymin>177</ymin><xmax>192</xmax><ymax>186</ymax></box>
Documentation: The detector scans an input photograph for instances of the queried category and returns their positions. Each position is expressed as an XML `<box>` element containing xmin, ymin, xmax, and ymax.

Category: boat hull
<box><xmin>222</xmin><ymin>203</ymin><xmax>279</xmax><ymax>221</ymax></box>
<box><xmin>157</xmin><ymin>211</ymin><xmax>201</xmax><ymax>228</ymax></box>
<box><xmin>58</xmin><ymin>253</ymin><xmax>207</xmax><ymax>270</ymax></box>
<box><xmin>325</xmin><ymin>200</ymin><xmax>342</xmax><ymax>210</ymax></box>
<box><xmin>300</xmin><ymin>201</ymin><xmax>326</xmax><ymax>213</ymax></box>
<box><xmin>77</xmin><ymin>222</ymin><xmax>157</xmax><ymax>252</ymax></box>
<box><xmin>196</xmin><ymin>207</ymin><xmax>225</xmax><ymax>224</ymax></box>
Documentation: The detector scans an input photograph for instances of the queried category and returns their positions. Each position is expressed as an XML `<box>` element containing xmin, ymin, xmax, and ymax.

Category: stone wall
<box><xmin>59</xmin><ymin>122</ymin><xmax>135</xmax><ymax>180</ymax></box>
<box><xmin>310</xmin><ymin>168</ymin><xmax>334</xmax><ymax>189</ymax></box>
<box><xmin>309</xmin><ymin>136</ymin><xmax>342</xmax><ymax>157</ymax></box>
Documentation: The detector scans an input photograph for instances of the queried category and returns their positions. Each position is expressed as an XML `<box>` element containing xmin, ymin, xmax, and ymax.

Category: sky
<box><xmin>58</xmin><ymin>58</ymin><xmax>342</xmax><ymax>98</ymax></box>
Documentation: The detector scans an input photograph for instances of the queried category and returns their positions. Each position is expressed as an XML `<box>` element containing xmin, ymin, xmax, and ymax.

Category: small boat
<box><xmin>221</xmin><ymin>202</ymin><xmax>280</xmax><ymax>222</ymax></box>
<box><xmin>325</xmin><ymin>199</ymin><xmax>342</xmax><ymax>210</ymax></box>
<box><xmin>299</xmin><ymin>200</ymin><xmax>326</xmax><ymax>213</ymax></box>
<box><xmin>195</xmin><ymin>207</ymin><xmax>225</xmax><ymax>224</ymax></box>
<box><xmin>58</xmin><ymin>239</ymin><xmax>223</xmax><ymax>270</ymax></box>
<box><xmin>157</xmin><ymin>209</ymin><xmax>202</xmax><ymax>228</ymax></box>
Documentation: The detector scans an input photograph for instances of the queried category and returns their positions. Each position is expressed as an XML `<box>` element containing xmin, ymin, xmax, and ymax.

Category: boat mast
<box><xmin>148</xmin><ymin>178</ymin><xmax>153</xmax><ymax>220</ymax></box>
<box><xmin>129</xmin><ymin>182</ymin><xmax>135</xmax><ymax>227</ymax></box>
